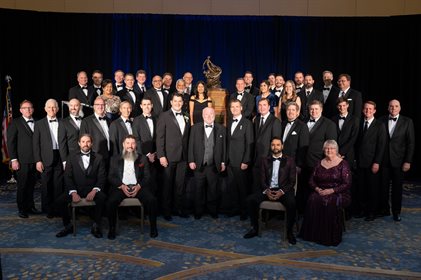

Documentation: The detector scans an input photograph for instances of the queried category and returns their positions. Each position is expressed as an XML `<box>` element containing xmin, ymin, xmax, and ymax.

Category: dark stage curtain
<box><xmin>0</xmin><ymin>9</ymin><xmax>420</xmax><ymax>176</ymax></box>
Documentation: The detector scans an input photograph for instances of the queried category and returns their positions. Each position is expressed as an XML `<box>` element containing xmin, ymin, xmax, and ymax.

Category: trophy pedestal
<box><xmin>208</xmin><ymin>88</ymin><xmax>228</xmax><ymax>126</ymax></box>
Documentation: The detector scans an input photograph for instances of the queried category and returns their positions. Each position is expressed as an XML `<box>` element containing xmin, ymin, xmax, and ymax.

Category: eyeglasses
<box><xmin>21</xmin><ymin>107</ymin><xmax>33</xmax><ymax>110</ymax></box>
<box><xmin>94</xmin><ymin>104</ymin><xmax>105</xmax><ymax>107</ymax></box>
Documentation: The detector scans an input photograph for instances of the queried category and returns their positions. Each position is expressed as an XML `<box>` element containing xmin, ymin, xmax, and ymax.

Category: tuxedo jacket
<box><xmin>33</xmin><ymin>117</ymin><xmax>61</xmax><ymax>166</ymax></box>
<box><xmin>281</xmin><ymin>119</ymin><xmax>309</xmax><ymax>168</ymax></box>
<box><xmin>132</xmin><ymin>114</ymin><xmax>156</xmax><ymax>155</ymax></box>
<box><xmin>323</xmin><ymin>86</ymin><xmax>341</xmax><ymax>119</ymax></box>
<box><xmin>113</xmin><ymin>83</ymin><xmax>125</xmax><ymax>92</ymax></box>
<box><xmin>156</xmin><ymin>109</ymin><xmax>190</xmax><ymax>162</ymax></box>
<box><xmin>331</xmin><ymin>114</ymin><xmax>359</xmax><ymax>165</ymax></box>
<box><xmin>109</xmin><ymin>117</ymin><xmax>132</xmax><ymax>157</ymax></box>
<box><xmin>80</xmin><ymin>115</ymin><xmax>110</xmax><ymax>160</ymax></box>
<box><xmin>356</xmin><ymin>118</ymin><xmax>386</xmax><ymax>168</ymax></box>
<box><xmin>108</xmin><ymin>154</ymin><xmax>149</xmax><ymax>190</ymax></box>
<box><xmin>118</xmin><ymin>87</ymin><xmax>142</xmax><ymax>117</ymax></box>
<box><xmin>188</xmin><ymin>122</ymin><xmax>226</xmax><ymax>171</ymax></box>
<box><xmin>227</xmin><ymin>117</ymin><xmax>254</xmax><ymax>167</ymax></box>
<box><xmin>58</xmin><ymin>116</ymin><xmax>80</xmax><ymax>162</ymax></box>
<box><xmin>64</xmin><ymin>152</ymin><xmax>106</xmax><ymax>196</ymax></box>
<box><xmin>298</xmin><ymin>89</ymin><xmax>324</xmax><ymax>121</ymax></box>
<box><xmin>134</xmin><ymin>83</ymin><xmax>147</xmax><ymax>97</ymax></box>
<box><xmin>7</xmin><ymin>116</ymin><xmax>35</xmax><ymax>164</ymax></box>
<box><xmin>306</xmin><ymin>116</ymin><xmax>337</xmax><ymax>168</ymax></box>
<box><xmin>379</xmin><ymin>115</ymin><xmax>415</xmax><ymax>168</ymax></box>
<box><xmin>229</xmin><ymin>92</ymin><xmax>255</xmax><ymax>119</ymax></box>
<box><xmin>68</xmin><ymin>85</ymin><xmax>96</xmax><ymax>106</ymax></box>
<box><xmin>253</xmin><ymin>114</ymin><xmax>282</xmax><ymax>166</ymax></box>
<box><xmin>145</xmin><ymin>88</ymin><xmax>169</xmax><ymax>118</ymax></box>
<box><xmin>245</xmin><ymin>85</ymin><xmax>259</xmax><ymax>97</ymax></box>
<box><xmin>88</xmin><ymin>85</ymin><xmax>103</xmax><ymax>97</ymax></box>
<box><xmin>260</xmin><ymin>155</ymin><xmax>296</xmax><ymax>194</ymax></box>
<box><xmin>343</xmin><ymin>88</ymin><xmax>362</xmax><ymax>119</ymax></box>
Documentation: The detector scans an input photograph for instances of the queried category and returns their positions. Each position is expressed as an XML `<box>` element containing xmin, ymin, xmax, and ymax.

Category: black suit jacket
<box><xmin>261</xmin><ymin>155</ymin><xmax>296</xmax><ymax>194</ymax></box>
<box><xmin>133</xmin><ymin>114</ymin><xmax>156</xmax><ymax>155</ymax></box>
<box><xmin>281</xmin><ymin>119</ymin><xmax>309</xmax><ymax>168</ymax></box>
<box><xmin>68</xmin><ymin>85</ymin><xmax>96</xmax><ymax>106</ymax></box>
<box><xmin>343</xmin><ymin>88</ymin><xmax>362</xmax><ymax>119</ymax></box>
<box><xmin>118</xmin><ymin>87</ymin><xmax>142</xmax><ymax>117</ymax></box>
<box><xmin>33</xmin><ymin>117</ymin><xmax>61</xmax><ymax>166</ymax></box>
<box><xmin>80</xmin><ymin>115</ymin><xmax>110</xmax><ymax>160</ymax></box>
<box><xmin>58</xmin><ymin>116</ymin><xmax>80</xmax><ymax>162</ymax></box>
<box><xmin>254</xmin><ymin>114</ymin><xmax>282</xmax><ymax>166</ymax></box>
<box><xmin>156</xmin><ymin>109</ymin><xmax>190</xmax><ymax>162</ymax></box>
<box><xmin>332</xmin><ymin>114</ymin><xmax>359</xmax><ymax>165</ymax></box>
<box><xmin>379</xmin><ymin>115</ymin><xmax>415</xmax><ymax>168</ymax></box>
<box><xmin>88</xmin><ymin>85</ymin><xmax>103</xmax><ymax>97</ymax></box>
<box><xmin>323</xmin><ymin>86</ymin><xmax>341</xmax><ymax>119</ymax></box>
<box><xmin>306</xmin><ymin>116</ymin><xmax>337</xmax><ymax>168</ymax></box>
<box><xmin>108</xmin><ymin>154</ymin><xmax>149</xmax><ymax>190</ymax></box>
<box><xmin>356</xmin><ymin>118</ymin><xmax>386</xmax><ymax>168</ymax></box>
<box><xmin>7</xmin><ymin>116</ymin><xmax>35</xmax><ymax>163</ymax></box>
<box><xmin>109</xmin><ymin>117</ymin><xmax>132</xmax><ymax>157</ymax></box>
<box><xmin>229</xmin><ymin>92</ymin><xmax>255</xmax><ymax>119</ymax></box>
<box><xmin>145</xmin><ymin>88</ymin><xmax>168</xmax><ymax>118</ymax></box>
<box><xmin>188</xmin><ymin>122</ymin><xmax>226</xmax><ymax>171</ymax></box>
<box><xmin>245</xmin><ymin>85</ymin><xmax>259</xmax><ymax>97</ymax></box>
<box><xmin>227</xmin><ymin>117</ymin><xmax>254</xmax><ymax>167</ymax></box>
<box><xmin>298</xmin><ymin>89</ymin><xmax>325</xmax><ymax>121</ymax></box>
<box><xmin>134</xmin><ymin>83</ymin><xmax>147</xmax><ymax>97</ymax></box>
<box><xmin>64</xmin><ymin>152</ymin><xmax>106</xmax><ymax>196</ymax></box>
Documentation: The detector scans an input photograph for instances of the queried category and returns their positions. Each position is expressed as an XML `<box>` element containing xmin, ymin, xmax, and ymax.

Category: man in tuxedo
<box><xmin>188</xmin><ymin>107</ymin><xmax>226</xmax><ymax>219</ymax></box>
<box><xmin>80</xmin><ymin>97</ymin><xmax>110</xmax><ymax>172</ymax></box>
<box><xmin>156</xmin><ymin>93</ymin><xmax>190</xmax><ymax>220</ymax></box>
<box><xmin>107</xmin><ymin>135</ymin><xmax>158</xmax><ymax>239</ymax></box>
<box><xmin>298</xmin><ymin>74</ymin><xmax>324</xmax><ymax>121</ymax></box>
<box><xmin>337</xmin><ymin>74</ymin><xmax>362</xmax><ymax>120</ymax></box>
<box><xmin>298</xmin><ymin>100</ymin><xmax>336</xmax><ymax>214</ymax></box>
<box><xmin>294</xmin><ymin>71</ymin><xmax>305</xmax><ymax>93</ymax></box>
<box><xmin>321</xmin><ymin>70</ymin><xmax>341</xmax><ymax>119</ymax></box>
<box><xmin>113</xmin><ymin>69</ymin><xmax>125</xmax><ymax>92</ymax></box>
<box><xmin>226</xmin><ymin>99</ymin><xmax>254</xmax><ymax>220</ymax></box>
<box><xmin>33</xmin><ymin>99</ymin><xmax>64</xmax><ymax>217</ymax></box>
<box><xmin>89</xmin><ymin>70</ymin><xmax>103</xmax><ymax>96</ymax></box>
<box><xmin>7</xmin><ymin>100</ymin><xmax>40</xmax><ymax>218</ymax></box>
<box><xmin>272</xmin><ymin>74</ymin><xmax>285</xmax><ymax>103</ymax></box>
<box><xmin>281</xmin><ymin>102</ymin><xmax>309</xmax><ymax>172</ymax></box>
<box><xmin>253</xmin><ymin>98</ymin><xmax>282</xmax><ymax>193</ymax></box>
<box><xmin>59</xmin><ymin>98</ymin><xmax>82</xmax><ymax>171</ymax></box>
<box><xmin>133</xmin><ymin>97</ymin><xmax>158</xmax><ymax>195</ymax></box>
<box><xmin>229</xmin><ymin>78</ymin><xmax>254</xmax><ymax>119</ymax></box>
<box><xmin>118</xmin><ymin>73</ymin><xmax>142</xmax><ymax>117</ymax></box>
<box><xmin>134</xmin><ymin>69</ymin><xmax>147</xmax><ymax>97</ymax></box>
<box><xmin>244</xmin><ymin>71</ymin><xmax>259</xmax><ymax>96</ymax></box>
<box><xmin>68</xmin><ymin>71</ymin><xmax>95</xmax><ymax>115</ymax></box>
<box><xmin>355</xmin><ymin>101</ymin><xmax>386</xmax><ymax>221</ymax></box>
<box><xmin>379</xmin><ymin>100</ymin><xmax>415</xmax><ymax>221</ymax></box>
<box><xmin>145</xmin><ymin>75</ymin><xmax>168</xmax><ymax>118</ymax></box>
<box><xmin>109</xmin><ymin>101</ymin><xmax>133</xmax><ymax>157</ymax></box>
<box><xmin>183</xmin><ymin>72</ymin><xmax>194</xmax><ymax>95</ymax></box>
<box><xmin>243</xmin><ymin>137</ymin><xmax>297</xmax><ymax>245</ymax></box>
<box><xmin>162</xmin><ymin>72</ymin><xmax>175</xmax><ymax>96</ymax></box>
<box><xmin>55</xmin><ymin>134</ymin><xmax>107</xmax><ymax>238</ymax></box>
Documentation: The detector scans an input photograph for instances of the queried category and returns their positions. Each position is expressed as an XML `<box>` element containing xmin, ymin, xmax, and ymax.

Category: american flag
<box><xmin>1</xmin><ymin>76</ymin><xmax>13</xmax><ymax>163</ymax></box>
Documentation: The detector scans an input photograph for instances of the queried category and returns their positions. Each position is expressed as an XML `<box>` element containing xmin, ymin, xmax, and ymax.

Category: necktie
<box><xmin>260</xmin><ymin>117</ymin><xmax>264</xmax><ymax>129</ymax></box>
<box><xmin>339</xmin><ymin>116</ymin><xmax>346</xmax><ymax>120</ymax></box>
<box><xmin>389</xmin><ymin>117</ymin><xmax>397</xmax><ymax>121</ymax></box>
<box><xmin>233</xmin><ymin>119</ymin><xmax>238</xmax><ymax>122</ymax></box>
<box><xmin>272</xmin><ymin>157</ymin><xmax>281</xmax><ymax>162</ymax></box>
<box><xmin>98</xmin><ymin>116</ymin><xmax>106</xmax><ymax>121</ymax></box>
<box><xmin>340</xmin><ymin>91</ymin><xmax>345</xmax><ymax>97</ymax></box>
<box><xmin>205</xmin><ymin>125</ymin><xmax>213</xmax><ymax>128</ymax></box>
<box><xmin>49</xmin><ymin>119</ymin><xmax>57</xmax><ymax>123</ymax></box>
<box><xmin>27</xmin><ymin>120</ymin><xmax>34</xmax><ymax>123</ymax></box>
<box><xmin>363</xmin><ymin>121</ymin><xmax>369</xmax><ymax>133</ymax></box>
<box><xmin>308</xmin><ymin>119</ymin><xmax>316</xmax><ymax>123</ymax></box>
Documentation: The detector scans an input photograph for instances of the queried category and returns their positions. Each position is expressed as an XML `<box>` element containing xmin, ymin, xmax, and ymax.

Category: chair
<box><xmin>116</xmin><ymin>198</ymin><xmax>144</xmax><ymax>235</ymax></box>
<box><xmin>71</xmin><ymin>198</ymin><xmax>96</xmax><ymax>236</ymax></box>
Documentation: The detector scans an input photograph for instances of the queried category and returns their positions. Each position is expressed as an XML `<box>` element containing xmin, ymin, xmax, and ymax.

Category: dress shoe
<box><xmin>150</xmin><ymin>227</ymin><xmax>158</xmax><ymax>238</ymax></box>
<box><xmin>364</xmin><ymin>215</ymin><xmax>375</xmax><ymax>222</ymax></box>
<box><xmin>163</xmin><ymin>215</ymin><xmax>172</xmax><ymax>221</ymax></box>
<box><xmin>56</xmin><ymin>226</ymin><xmax>73</xmax><ymax>238</ymax></box>
<box><xmin>240</xmin><ymin>214</ymin><xmax>248</xmax><ymax>221</ymax></box>
<box><xmin>243</xmin><ymin>228</ymin><xmax>258</xmax><ymax>239</ymax></box>
<box><xmin>210</xmin><ymin>213</ymin><xmax>218</xmax><ymax>219</ymax></box>
<box><xmin>46</xmin><ymin>213</ymin><xmax>55</xmax><ymax>219</ymax></box>
<box><xmin>91</xmin><ymin>225</ymin><xmax>103</xmax><ymax>238</ymax></box>
<box><xmin>18</xmin><ymin>211</ymin><xmax>29</xmax><ymax>219</ymax></box>
<box><xmin>194</xmin><ymin>214</ymin><xmax>202</xmax><ymax>220</ymax></box>
<box><xmin>393</xmin><ymin>214</ymin><xmax>401</xmax><ymax>222</ymax></box>
<box><xmin>27</xmin><ymin>207</ymin><xmax>42</xmax><ymax>214</ymax></box>
<box><xmin>108</xmin><ymin>227</ymin><xmax>116</xmax><ymax>240</ymax></box>
<box><xmin>287</xmin><ymin>233</ymin><xmax>297</xmax><ymax>245</ymax></box>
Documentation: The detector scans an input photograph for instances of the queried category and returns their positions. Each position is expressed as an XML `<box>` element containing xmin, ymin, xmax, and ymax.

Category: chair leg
<box><xmin>72</xmin><ymin>206</ymin><xmax>76</xmax><ymax>236</ymax></box>
<box><xmin>258</xmin><ymin>209</ymin><xmax>263</xmax><ymax>237</ymax></box>
<box><xmin>140</xmin><ymin>205</ymin><xmax>144</xmax><ymax>235</ymax></box>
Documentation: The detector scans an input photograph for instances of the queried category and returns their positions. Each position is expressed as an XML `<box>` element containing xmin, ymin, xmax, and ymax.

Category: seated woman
<box><xmin>299</xmin><ymin>140</ymin><xmax>351</xmax><ymax>246</ymax></box>
<box><xmin>100</xmin><ymin>79</ymin><xmax>121</xmax><ymax>121</ymax></box>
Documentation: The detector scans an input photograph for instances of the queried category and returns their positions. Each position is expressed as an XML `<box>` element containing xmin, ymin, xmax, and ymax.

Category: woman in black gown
<box><xmin>277</xmin><ymin>80</ymin><xmax>301</xmax><ymax>121</ymax></box>
<box><xmin>189</xmin><ymin>80</ymin><xmax>212</xmax><ymax>125</ymax></box>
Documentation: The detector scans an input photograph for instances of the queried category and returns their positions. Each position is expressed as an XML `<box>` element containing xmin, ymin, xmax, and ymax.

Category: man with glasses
<box><xmin>145</xmin><ymin>75</ymin><xmax>168</xmax><ymax>118</ymax></box>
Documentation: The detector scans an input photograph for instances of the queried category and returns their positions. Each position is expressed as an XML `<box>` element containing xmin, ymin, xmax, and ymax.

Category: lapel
<box><xmin>78</xmin><ymin>87</ymin><xmax>89</xmax><ymax>104</ymax></box>
<box><xmin>92</xmin><ymin>116</ymin><xmax>108</xmax><ymax>139</ymax></box>
<box><xmin>169</xmin><ymin>111</ymin><xmax>184</xmax><ymax>137</ymax></box>
<box><xmin>142</xmin><ymin>115</ymin><xmax>153</xmax><ymax>138</ymax></box>
<box><xmin>118</xmin><ymin>158</ymin><xmax>124</xmax><ymax>180</ymax></box>
<box><xmin>284</xmin><ymin>121</ymin><xmax>297</xmax><ymax>141</ymax></box>
<box><xmin>118</xmin><ymin>118</ymin><xmax>129</xmax><ymax>134</ymax></box>
<box><xmin>309</xmin><ymin>117</ymin><xmax>323</xmax><ymax>134</ymax></box>
<box><xmin>231</xmin><ymin>118</ymin><xmax>243</xmax><ymax>137</ymax></box>
<box><xmin>389</xmin><ymin>117</ymin><xmax>402</xmax><ymax>139</ymax></box>
<box><xmin>68</xmin><ymin>116</ymin><xmax>79</xmax><ymax>131</ymax></box>
<box><xmin>20</xmin><ymin>117</ymin><xmax>33</xmax><ymax>136</ymax></box>
<box><xmin>42</xmin><ymin>118</ymin><xmax>54</xmax><ymax>146</ymax></box>
<box><xmin>154</xmin><ymin>89</ymin><xmax>163</xmax><ymax>110</ymax></box>
<box><xmin>77</xmin><ymin>153</ymin><xmax>85</xmax><ymax>173</ymax></box>
<box><xmin>199</xmin><ymin>124</ymin><xmax>205</xmax><ymax>143</ymax></box>
<box><xmin>260</xmin><ymin>114</ymin><xmax>273</xmax><ymax>134</ymax></box>
<box><xmin>86</xmin><ymin>153</ymin><xmax>95</xmax><ymax>175</ymax></box>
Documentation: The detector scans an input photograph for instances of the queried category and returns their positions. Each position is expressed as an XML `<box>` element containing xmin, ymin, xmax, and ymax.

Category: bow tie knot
<box><xmin>98</xmin><ymin>116</ymin><xmax>107</xmax><ymax>121</ymax></box>
<box><xmin>81</xmin><ymin>152</ymin><xmax>90</xmax><ymax>157</ymax></box>
<box><xmin>233</xmin><ymin>119</ymin><xmax>238</xmax><ymax>122</ymax></box>
<box><xmin>339</xmin><ymin>116</ymin><xmax>346</xmax><ymax>120</ymax></box>
<box><xmin>205</xmin><ymin>125</ymin><xmax>213</xmax><ymax>128</ymax></box>
<box><xmin>81</xmin><ymin>86</ymin><xmax>87</xmax><ymax>90</ymax></box>
<box><xmin>175</xmin><ymin>112</ymin><xmax>182</xmax><ymax>116</ymax></box>
<box><xmin>26</xmin><ymin>120</ymin><xmax>34</xmax><ymax>123</ymax></box>
<box><xmin>323</xmin><ymin>87</ymin><xmax>330</xmax><ymax>91</ymax></box>
<box><xmin>125</xmin><ymin>119</ymin><xmax>132</xmax><ymax>124</ymax></box>
<box><xmin>74</xmin><ymin>116</ymin><xmax>82</xmax><ymax>121</ymax></box>
<box><xmin>49</xmin><ymin>119</ymin><xmax>57</xmax><ymax>123</ymax></box>
<box><xmin>287</xmin><ymin>120</ymin><xmax>294</xmax><ymax>124</ymax></box>
<box><xmin>144</xmin><ymin>115</ymin><xmax>151</xmax><ymax>119</ymax></box>
<box><xmin>308</xmin><ymin>119</ymin><xmax>316</xmax><ymax>123</ymax></box>
<box><xmin>389</xmin><ymin>117</ymin><xmax>397</xmax><ymax>121</ymax></box>
<box><xmin>272</xmin><ymin>157</ymin><xmax>282</xmax><ymax>162</ymax></box>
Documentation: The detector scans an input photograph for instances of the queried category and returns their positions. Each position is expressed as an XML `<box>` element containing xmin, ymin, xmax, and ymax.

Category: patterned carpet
<box><xmin>1</xmin><ymin>182</ymin><xmax>420</xmax><ymax>279</ymax></box>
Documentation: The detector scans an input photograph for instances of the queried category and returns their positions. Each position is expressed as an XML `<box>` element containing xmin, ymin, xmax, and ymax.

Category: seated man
<box><xmin>55</xmin><ymin>134</ymin><xmax>107</xmax><ymax>238</ymax></box>
<box><xmin>107</xmin><ymin>135</ymin><xmax>158</xmax><ymax>239</ymax></box>
<box><xmin>243</xmin><ymin>137</ymin><xmax>297</xmax><ymax>245</ymax></box>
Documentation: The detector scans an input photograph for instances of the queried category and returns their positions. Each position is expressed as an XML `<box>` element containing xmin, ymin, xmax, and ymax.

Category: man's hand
<box><xmin>160</xmin><ymin>157</ymin><xmax>168</xmax><ymax>167</ymax></box>
<box><xmin>220</xmin><ymin>163</ymin><xmax>226</xmax><ymax>172</ymax></box>
<box><xmin>86</xmin><ymin>189</ymin><xmax>97</xmax><ymax>201</ymax></box>
<box><xmin>189</xmin><ymin>162</ymin><xmax>196</xmax><ymax>170</ymax></box>
<box><xmin>120</xmin><ymin>184</ymin><xmax>131</xmax><ymax>197</ymax></box>
<box><xmin>240</xmin><ymin>163</ymin><xmax>248</xmax><ymax>170</ymax></box>
<box><xmin>371</xmin><ymin>163</ymin><xmax>380</xmax><ymax>174</ymax></box>
<box><xmin>130</xmin><ymin>184</ymin><xmax>141</xmax><ymax>197</ymax></box>
<box><xmin>36</xmin><ymin>161</ymin><xmax>44</xmax><ymax>173</ymax></box>
<box><xmin>271</xmin><ymin>190</ymin><xmax>284</xmax><ymax>200</ymax></box>
<box><xmin>147</xmin><ymin>153</ymin><xmax>156</xmax><ymax>163</ymax></box>
<box><xmin>402</xmin><ymin>162</ymin><xmax>411</xmax><ymax>172</ymax></box>
<box><xmin>11</xmin><ymin>160</ymin><xmax>20</xmax><ymax>171</ymax></box>
<box><xmin>266</xmin><ymin>189</ymin><xmax>276</xmax><ymax>200</ymax></box>
<box><xmin>71</xmin><ymin>192</ymin><xmax>81</xmax><ymax>203</ymax></box>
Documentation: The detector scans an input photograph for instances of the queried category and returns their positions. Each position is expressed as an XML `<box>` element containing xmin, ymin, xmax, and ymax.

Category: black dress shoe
<box><xmin>163</xmin><ymin>215</ymin><xmax>172</xmax><ymax>221</ymax></box>
<box><xmin>18</xmin><ymin>211</ymin><xmax>29</xmax><ymax>219</ymax></box>
<box><xmin>91</xmin><ymin>226</ymin><xmax>103</xmax><ymax>238</ymax></box>
<box><xmin>150</xmin><ymin>227</ymin><xmax>158</xmax><ymax>238</ymax></box>
<box><xmin>243</xmin><ymin>228</ymin><xmax>258</xmax><ymax>239</ymax></box>
<box><xmin>108</xmin><ymin>227</ymin><xmax>116</xmax><ymax>240</ymax></box>
<box><xmin>28</xmin><ymin>207</ymin><xmax>42</xmax><ymax>214</ymax></box>
<box><xmin>393</xmin><ymin>214</ymin><xmax>401</xmax><ymax>222</ymax></box>
<box><xmin>56</xmin><ymin>226</ymin><xmax>73</xmax><ymax>238</ymax></box>
<box><xmin>194</xmin><ymin>214</ymin><xmax>202</xmax><ymax>220</ymax></box>
<box><xmin>287</xmin><ymin>233</ymin><xmax>297</xmax><ymax>245</ymax></box>
<box><xmin>364</xmin><ymin>215</ymin><xmax>375</xmax><ymax>221</ymax></box>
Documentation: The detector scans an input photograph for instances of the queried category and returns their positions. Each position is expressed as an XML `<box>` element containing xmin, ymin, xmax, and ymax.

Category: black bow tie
<box><xmin>49</xmin><ymin>119</ymin><xmax>57</xmax><ymax>123</ymax></box>
<box><xmin>81</xmin><ymin>86</ymin><xmax>87</xmax><ymax>90</ymax></box>
<box><xmin>81</xmin><ymin>152</ymin><xmax>90</xmax><ymax>157</ymax></box>
<box><xmin>272</xmin><ymin>157</ymin><xmax>282</xmax><ymax>162</ymax></box>
<box><xmin>205</xmin><ymin>125</ymin><xmax>213</xmax><ymax>128</ymax></box>
<box><xmin>98</xmin><ymin>116</ymin><xmax>107</xmax><ymax>121</ymax></box>
<box><xmin>125</xmin><ymin>119</ymin><xmax>132</xmax><ymax>124</ymax></box>
<box><xmin>26</xmin><ymin>120</ymin><xmax>34</xmax><ymax>123</ymax></box>
<box><xmin>287</xmin><ymin>120</ymin><xmax>294</xmax><ymax>124</ymax></box>
<box><xmin>308</xmin><ymin>119</ymin><xmax>316</xmax><ymax>123</ymax></box>
<box><xmin>233</xmin><ymin>119</ymin><xmax>238</xmax><ymax>122</ymax></box>
<box><xmin>74</xmin><ymin>116</ymin><xmax>82</xmax><ymax>121</ymax></box>
<box><xmin>339</xmin><ymin>116</ymin><xmax>346</xmax><ymax>120</ymax></box>
<box><xmin>245</xmin><ymin>86</ymin><xmax>251</xmax><ymax>89</ymax></box>
<box><xmin>144</xmin><ymin>115</ymin><xmax>151</xmax><ymax>119</ymax></box>
<box><xmin>237</xmin><ymin>92</ymin><xmax>243</xmax><ymax>96</ymax></box>
<box><xmin>175</xmin><ymin>112</ymin><xmax>182</xmax><ymax>116</ymax></box>
<box><xmin>389</xmin><ymin>117</ymin><xmax>397</xmax><ymax>121</ymax></box>
<box><xmin>323</xmin><ymin>87</ymin><xmax>330</xmax><ymax>91</ymax></box>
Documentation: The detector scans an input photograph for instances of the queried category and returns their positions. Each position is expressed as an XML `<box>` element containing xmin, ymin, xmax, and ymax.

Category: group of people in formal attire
<box><xmin>6</xmin><ymin>68</ymin><xmax>414</xmax><ymax>246</ymax></box>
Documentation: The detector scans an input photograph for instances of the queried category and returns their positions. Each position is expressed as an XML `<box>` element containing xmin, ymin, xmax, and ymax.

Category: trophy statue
<box><xmin>202</xmin><ymin>56</ymin><xmax>227</xmax><ymax>125</ymax></box>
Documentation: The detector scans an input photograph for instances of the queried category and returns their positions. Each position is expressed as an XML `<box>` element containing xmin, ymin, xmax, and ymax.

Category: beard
<box><xmin>122</xmin><ymin>149</ymin><xmax>138</xmax><ymax>161</ymax></box>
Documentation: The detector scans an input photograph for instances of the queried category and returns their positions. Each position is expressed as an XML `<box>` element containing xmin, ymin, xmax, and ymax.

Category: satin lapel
<box><xmin>285</xmin><ymin>121</ymin><xmax>297</xmax><ymax>141</ymax></box>
<box><xmin>154</xmin><ymin>90</ymin><xmax>163</xmax><ymax>111</ymax></box>
<box><xmin>309</xmin><ymin>118</ymin><xmax>322</xmax><ymax>134</ymax></box>
<box><xmin>118</xmin><ymin>158</ymin><xmax>124</xmax><ymax>180</ymax></box>
<box><xmin>20</xmin><ymin>117</ymin><xmax>33</xmax><ymax>136</ymax></box>
<box><xmin>390</xmin><ymin>118</ymin><xmax>402</xmax><ymax>139</ymax></box>
<box><xmin>119</xmin><ymin>118</ymin><xmax>129</xmax><ymax>134</ymax></box>
<box><xmin>268</xmin><ymin>159</ymin><xmax>273</xmax><ymax>184</ymax></box>
<box><xmin>43</xmin><ymin>118</ymin><xmax>54</xmax><ymax>147</ymax></box>
<box><xmin>169</xmin><ymin>112</ymin><xmax>183</xmax><ymax>137</ymax></box>
<box><xmin>86</xmin><ymin>154</ymin><xmax>95</xmax><ymax>175</ymax></box>
<box><xmin>260</xmin><ymin>114</ymin><xmax>273</xmax><ymax>133</ymax></box>
<box><xmin>77</xmin><ymin>154</ymin><xmax>85</xmax><ymax>173</ymax></box>
<box><xmin>142</xmin><ymin>116</ymin><xmax>152</xmax><ymax>139</ymax></box>
<box><xmin>79</xmin><ymin>88</ymin><xmax>89</xmax><ymax>104</ymax></box>
<box><xmin>68</xmin><ymin>117</ymin><xmax>79</xmax><ymax>131</ymax></box>
<box><xmin>232</xmin><ymin>118</ymin><xmax>243</xmax><ymax>136</ymax></box>
<box><xmin>92</xmin><ymin>117</ymin><xmax>108</xmax><ymax>139</ymax></box>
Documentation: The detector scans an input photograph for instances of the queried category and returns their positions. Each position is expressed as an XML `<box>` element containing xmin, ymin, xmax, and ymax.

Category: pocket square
<box><xmin>291</xmin><ymin>131</ymin><xmax>297</xmax><ymax>135</ymax></box>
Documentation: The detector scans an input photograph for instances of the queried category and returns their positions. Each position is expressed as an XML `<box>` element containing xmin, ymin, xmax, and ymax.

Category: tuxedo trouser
<box><xmin>161</xmin><ymin>161</ymin><xmax>187</xmax><ymax>216</ymax></box>
<box><xmin>193</xmin><ymin>165</ymin><xmax>219</xmax><ymax>215</ymax></box>
<box><xmin>16</xmin><ymin>163</ymin><xmax>37</xmax><ymax>211</ymax></box>
<box><xmin>296</xmin><ymin>166</ymin><xmax>313</xmax><ymax>215</ymax></box>
<box><xmin>227</xmin><ymin>166</ymin><xmax>250</xmax><ymax>216</ymax></box>
<box><xmin>380</xmin><ymin>166</ymin><xmax>404</xmax><ymax>215</ymax></box>
<box><xmin>40</xmin><ymin>150</ymin><xmax>63</xmax><ymax>214</ymax></box>
<box><xmin>356</xmin><ymin>167</ymin><xmax>380</xmax><ymax>216</ymax></box>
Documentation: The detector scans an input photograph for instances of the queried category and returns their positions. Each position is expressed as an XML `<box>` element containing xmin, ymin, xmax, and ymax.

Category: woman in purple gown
<box><xmin>299</xmin><ymin>140</ymin><xmax>352</xmax><ymax>246</ymax></box>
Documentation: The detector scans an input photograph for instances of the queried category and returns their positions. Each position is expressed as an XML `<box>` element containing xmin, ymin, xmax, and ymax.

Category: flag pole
<box><xmin>3</xmin><ymin>75</ymin><xmax>17</xmax><ymax>184</ymax></box>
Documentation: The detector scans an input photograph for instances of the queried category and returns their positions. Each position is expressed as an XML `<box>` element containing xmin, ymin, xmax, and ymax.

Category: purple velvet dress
<box><xmin>299</xmin><ymin>160</ymin><xmax>352</xmax><ymax>246</ymax></box>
